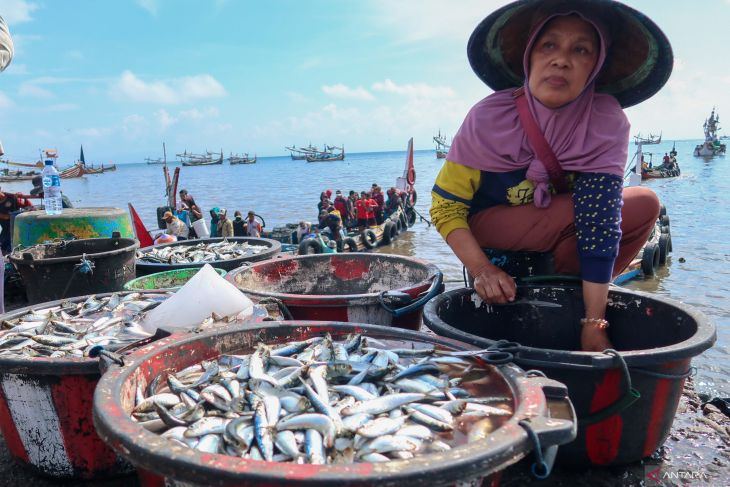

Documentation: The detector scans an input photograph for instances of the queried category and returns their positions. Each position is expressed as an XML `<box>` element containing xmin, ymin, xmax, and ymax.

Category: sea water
<box><xmin>2</xmin><ymin>141</ymin><xmax>728</xmax><ymax>396</ymax></box>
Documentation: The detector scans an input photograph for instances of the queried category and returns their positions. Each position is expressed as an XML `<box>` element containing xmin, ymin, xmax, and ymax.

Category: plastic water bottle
<box><xmin>42</xmin><ymin>160</ymin><xmax>63</xmax><ymax>215</ymax></box>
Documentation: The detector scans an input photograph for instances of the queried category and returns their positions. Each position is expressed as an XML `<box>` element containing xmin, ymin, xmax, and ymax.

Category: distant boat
<box><xmin>147</xmin><ymin>142</ymin><xmax>169</xmax><ymax>165</ymax></box>
<box><xmin>633</xmin><ymin>132</ymin><xmax>662</xmax><ymax>145</ymax></box>
<box><xmin>306</xmin><ymin>146</ymin><xmax>345</xmax><ymax>162</ymax></box>
<box><xmin>694</xmin><ymin>107</ymin><xmax>726</xmax><ymax>157</ymax></box>
<box><xmin>229</xmin><ymin>152</ymin><xmax>256</xmax><ymax>165</ymax></box>
<box><xmin>178</xmin><ymin>149</ymin><xmax>224</xmax><ymax>166</ymax></box>
<box><xmin>286</xmin><ymin>143</ymin><xmax>320</xmax><ymax>160</ymax></box>
<box><xmin>433</xmin><ymin>129</ymin><xmax>450</xmax><ymax>159</ymax></box>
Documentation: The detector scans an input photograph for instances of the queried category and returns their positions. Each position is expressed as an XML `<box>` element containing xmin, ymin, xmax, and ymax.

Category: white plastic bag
<box><xmin>141</xmin><ymin>264</ymin><xmax>253</xmax><ymax>332</ymax></box>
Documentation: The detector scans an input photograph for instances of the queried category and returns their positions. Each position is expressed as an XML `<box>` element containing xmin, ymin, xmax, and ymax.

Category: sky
<box><xmin>1</xmin><ymin>0</ymin><xmax>729</xmax><ymax>163</ymax></box>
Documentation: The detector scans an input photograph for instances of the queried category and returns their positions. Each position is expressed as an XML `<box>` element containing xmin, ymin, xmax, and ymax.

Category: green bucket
<box><xmin>123</xmin><ymin>267</ymin><xmax>227</xmax><ymax>292</ymax></box>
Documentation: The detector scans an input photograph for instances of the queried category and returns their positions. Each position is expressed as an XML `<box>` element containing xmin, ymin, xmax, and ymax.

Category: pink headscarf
<box><xmin>447</xmin><ymin>10</ymin><xmax>630</xmax><ymax>208</ymax></box>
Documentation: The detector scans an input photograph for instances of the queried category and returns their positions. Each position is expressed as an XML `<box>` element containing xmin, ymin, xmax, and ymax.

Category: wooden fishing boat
<box><xmin>294</xmin><ymin>138</ymin><xmax>419</xmax><ymax>254</ymax></box>
<box><xmin>0</xmin><ymin>172</ymin><xmax>37</xmax><ymax>182</ymax></box>
<box><xmin>434</xmin><ymin>130</ymin><xmax>450</xmax><ymax>159</ymax></box>
<box><xmin>59</xmin><ymin>163</ymin><xmax>85</xmax><ymax>179</ymax></box>
<box><xmin>694</xmin><ymin>108</ymin><xmax>727</xmax><ymax>157</ymax></box>
<box><xmin>178</xmin><ymin>150</ymin><xmax>224</xmax><ymax>166</ymax></box>
<box><xmin>229</xmin><ymin>153</ymin><xmax>256</xmax><ymax>165</ymax></box>
<box><xmin>305</xmin><ymin>148</ymin><xmax>345</xmax><ymax>162</ymax></box>
<box><xmin>145</xmin><ymin>157</ymin><xmax>165</xmax><ymax>165</ymax></box>
<box><xmin>286</xmin><ymin>144</ymin><xmax>319</xmax><ymax>160</ymax></box>
<box><xmin>633</xmin><ymin>132</ymin><xmax>662</xmax><ymax>145</ymax></box>
<box><xmin>642</xmin><ymin>167</ymin><xmax>680</xmax><ymax>180</ymax></box>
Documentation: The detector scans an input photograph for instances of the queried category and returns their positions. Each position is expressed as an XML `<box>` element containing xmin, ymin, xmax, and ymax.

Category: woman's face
<box><xmin>528</xmin><ymin>15</ymin><xmax>599</xmax><ymax>109</ymax></box>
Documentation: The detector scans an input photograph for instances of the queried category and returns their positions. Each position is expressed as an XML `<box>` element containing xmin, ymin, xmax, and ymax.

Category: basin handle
<box><xmin>378</xmin><ymin>271</ymin><xmax>444</xmax><ymax>318</ymax></box>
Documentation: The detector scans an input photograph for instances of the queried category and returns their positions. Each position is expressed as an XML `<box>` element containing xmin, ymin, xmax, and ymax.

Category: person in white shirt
<box><xmin>163</xmin><ymin>211</ymin><xmax>189</xmax><ymax>239</ymax></box>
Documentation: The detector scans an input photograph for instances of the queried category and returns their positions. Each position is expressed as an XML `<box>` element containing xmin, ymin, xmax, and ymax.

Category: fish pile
<box><xmin>138</xmin><ymin>240</ymin><xmax>268</xmax><ymax>265</ymax></box>
<box><xmin>133</xmin><ymin>334</ymin><xmax>513</xmax><ymax>465</ymax></box>
<box><xmin>0</xmin><ymin>293</ymin><xmax>169</xmax><ymax>359</ymax></box>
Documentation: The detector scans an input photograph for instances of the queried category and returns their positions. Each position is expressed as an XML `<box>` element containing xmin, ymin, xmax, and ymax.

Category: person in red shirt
<box><xmin>333</xmin><ymin>190</ymin><xmax>347</xmax><ymax>219</ymax></box>
<box><xmin>365</xmin><ymin>192</ymin><xmax>378</xmax><ymax>227</ymax></box>
<box><xmin>355</xmin><ymin>192</ymin><xmax>370</xmax><ymax>231</ymax></box>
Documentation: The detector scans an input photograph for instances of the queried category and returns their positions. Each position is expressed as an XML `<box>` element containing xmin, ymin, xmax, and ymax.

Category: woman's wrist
<box><xmin>471</xmin><ymin>261</ymin><xmax>494</xmax><ymax>278</ymax></box>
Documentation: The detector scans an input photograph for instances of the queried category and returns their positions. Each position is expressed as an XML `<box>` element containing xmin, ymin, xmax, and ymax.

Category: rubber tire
<box><xmin>659</xmin><ymin>204</ymin><xmax>667</xmax><ymax>217</ymax></box>
<box><xmin>410</xmin><ymin>189</ymin><xmax>417</xmax><ymax>206</ymax></box>
<box><xmin>660</xmin><ymin>224</ymin><xmax>670</xmax><ymax>235</ymax></box>
<box><xmin>394</xmin><ymin>218</ymin><xmax>403</xmax><ymax>234</ymax></box>
<box><xmin>344</xmin><ymin>237</ymin><xmax>358</xmax><ymax>252</ymax></box>
<box><xmin>405</xmin><ymin>207</ymin><xmax>417</xmax><ymax>228</ymax></box>
<box><xmin>298</xmin><ymin>238</ymin><xmax>323</xmax><ymax>255</ymax></box>
<box><xmin>660</xmin><ymin>214</ymin><xmax>670</xmax><ymax>226</ymax></box>
<box><xmin>399</xmin><ymin>211</ymin><xmax>408</xmax><ymax>230</ymax></box>
<box><xmin>658</xmin><ymin>234</ymin><xmax>671</xmax><ymax>265</ymax></box>
<box><xmin>382</xmin><ymin>221</ymin><xmax>397</xmax><ymax>245</ymax></box>
<box><xmin>361</xmin><ymin>229</ymin><xmax>378</xmax><ymax>249</ymax></box>
<box><xmin>641</xmin><ymin>243</ymin><xmax>660</xmax><ymax>276</ymax></box>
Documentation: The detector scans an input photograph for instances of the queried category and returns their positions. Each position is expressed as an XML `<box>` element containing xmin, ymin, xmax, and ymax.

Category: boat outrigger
<box><xmin>694</xmin><ymin>107</ymin><xmax>727</xmax><ymax>157</ymax></box>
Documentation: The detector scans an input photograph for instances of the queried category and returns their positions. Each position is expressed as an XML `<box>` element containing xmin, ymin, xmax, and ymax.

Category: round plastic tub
<box><xmin>93</xmin><ymin>321</ymin><xmax>577</xmax><ymax>486</ymax></box>
<box><xmin>123</xmin><ymin>267</ymin><xmax>227</xmax><ymax>291</ymax></box>
<box><xmin>0</xmin><ymin>291</ymin><xmax>168</xmax><ymax>479</ymax></box>
<box><xmin>225</xmin><ymin>253</ymin><xmax>443</xmax><ymax>330</ymax></box>
<box><xmin>423</xmin><ymin>282</ymin><xmax>716</xmax><ymax>467</ymax></box>
<box><xmin>9</xmin><ymin>234</ymin><xmax>138</xmax><ymax>303</ymax></box>
<box><xmin>135</xmin><ymin>237</ymin><xmax>281</xmax><ymax>276</ymax></box>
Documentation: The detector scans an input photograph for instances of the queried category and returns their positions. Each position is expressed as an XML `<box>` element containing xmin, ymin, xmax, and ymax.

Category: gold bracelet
<box><xmin>580</xmin><ymin>318</ymin><xmax>609</xmax><ymax>330</ymax></box>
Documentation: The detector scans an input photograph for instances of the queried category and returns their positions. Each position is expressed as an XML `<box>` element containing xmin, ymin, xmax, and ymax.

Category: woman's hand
<box><xmin>581</xmin><ymin>325</ymin><xmax>612</xmax><ymax>352</ymax></box>
<box><xmin>473</xmin><ymin>264</ymin><xmax>516</xmax><ymax>304</ymax></box>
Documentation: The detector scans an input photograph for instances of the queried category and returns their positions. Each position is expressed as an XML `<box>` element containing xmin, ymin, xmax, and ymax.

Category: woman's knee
<box><xmin>624</xmin><ymin>187</ymin><xmax>660</xmax><ymax>222</ymax></box>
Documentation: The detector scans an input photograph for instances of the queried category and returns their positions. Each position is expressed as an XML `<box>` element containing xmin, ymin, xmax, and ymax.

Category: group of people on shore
<box><xmin>158</xmin><ymin>189</ymin><xmax>262</xmax><ymax>243</ymax></box>
<box><xmin>304</xmin><ymin>185</ymin><xmax>406</xmax><ymax>250</ymax></box>
<box><xmin>317</xmin><ymin>185</ymin><xmax>406</xmax><ymax>230</ymax></box>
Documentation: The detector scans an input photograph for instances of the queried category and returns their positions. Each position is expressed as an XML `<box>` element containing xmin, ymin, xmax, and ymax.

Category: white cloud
<box><xmin>0</xmin><ymin>0</ymin><xmax>39</xmax><ymax>24</ymax></box>
<box><xmin>155</xmin><ymin>109</ymin><xmax>178</xmax><ymax>130</ymax></box>
<box><xmin>110</xmin><ymin>71</ymin><xmax>226</xmax><ymax>105</ymax></box>
<box><xmin>179</xmin><ymin>107</ymin><xmax>220</xmax><ymax>120</ymax></box>
<box><xmin>0</xmin><ymin>91</ymin><xmax>12</xmax><ymax>108</ymax></box>
<box><xmin>321</xmin><ymin>84</ymin><xmax>374</xmax><ymax>101</ymax></box>
<box><xmin>18</xmin><ymin>82</ymin><xmax>52</xmax><ymax>98</ymax></box>
<box><xmin>372</xmin><ymin>79</ymin><xmax>456</xmax><ymax>99</ymax></box>
<box><xmin>75</xmin><ymin>127</ymin><xmax>112</xmax><ymax>137</ymax></box>
<box><xmin>371</xmin><ymin>0</ymin><xmax>508</xmax><ymax>44</ymax></box>
<box><xmin>136</xmin><ymin>0</ymin><xmax>159</xmax><ymax>15</ymax></box>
